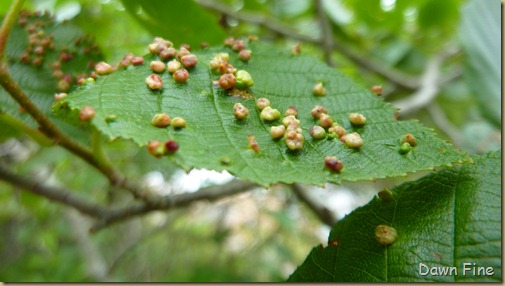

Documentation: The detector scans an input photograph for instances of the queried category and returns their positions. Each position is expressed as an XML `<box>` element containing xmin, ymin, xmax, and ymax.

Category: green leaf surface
<box><xmin>459</xmin><ymin>0</ymin><xmax>501</xmax><ymax>127</ymax></box>
<box><xmin>0</xmin><ymin>11</ymin><xmax>102</xmax><ymax>141</ymax></box>
<box><xmin>63</xmin><ymin>41</ymin><xmax>467</xmax><ymax>186</ymax></box>
<box><xmin>289</xmin><ymin>151</ymin><xmax>501</xmax><ymax>282</ymax></box>
<box><xmin>121</xmin><ymin>0</ymin><xmax>227</xmax><ymax>47</ymax></box>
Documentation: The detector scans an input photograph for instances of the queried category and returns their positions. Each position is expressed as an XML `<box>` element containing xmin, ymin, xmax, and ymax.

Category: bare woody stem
<box><xmin>196</xmin><ymin>0</ymin><xmax>419</xmax><ymax>90</ymax></box>
<box><xmin>0</xmin><ymin>0</ymin><xmax>25</xmax><ymax>59</ymax></box>
<box><xmin>0</xmin><ymin>66</ymin><xmax>148</xmax><ymax>200</ymax></box>
<box><xmin>0</xmin><ymin>162</ymin><xmax>258</xmax><ymax>232</ymax></box>
<box><xmin>292</xmin><ymin>183</ymin><xmax>337</xmax><ymax>227</ymax></box>
<box><xmin>91</xmin><ymin>180</ymin><xmax>258</xmax><ymax>232</ymax></box>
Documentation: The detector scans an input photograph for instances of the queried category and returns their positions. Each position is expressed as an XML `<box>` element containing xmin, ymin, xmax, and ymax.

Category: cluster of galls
<box><xmin>211</xmin><ymin>37</ymin><xmax>254</xmax><ymax>92</ymax></box>
<box><xmin>147</xmin><ymin>140</ymin><xmax>179</xmax><ymax>158</ymax></box>
<box><xmin>255</xmin><ymin>97</ymin><xmax>304</xmax><ymax>151</ymax></box>
<box><xmin>211</xmin><ymin>53</ymin><xmax>254</xmax><ymax>91</ymax></box>
<box><xmin>145</xmin><ymin>37</ymin><xmax>199</xmax><ymax>88</ymax></box>
<box><xmin>17</xmin><ymin>10</ymin><xmax>101</xmax><ymax>92</ymax></box>
<box><xmin>309</xmin><ymin>105</ymin><xmax>369</xmax><ymax>173</ymax></box>
<box><xmin>151</xmin><ymin>113</ymin><xmax>187</xmax><ymax>129</ymax></box>
<box><xmin>18</xmin><ymin>10</ymin><xmax>56</xmax><ymax>68</ymax></box>
<box><xmin>399</xmin><ymin>133</ymin><xmax>417</xmax><ymax>154</ymax></box>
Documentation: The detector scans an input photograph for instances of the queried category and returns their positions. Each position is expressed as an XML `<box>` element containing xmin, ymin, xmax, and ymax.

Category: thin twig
<box><xmin>0</xmin><ymin>163</ymin><xmax>259</xmax><ymax>232</ymax></box>
<box><xmin>0</xmin><ymin>0</ymin><xmax>25</xmax><ymax>59</ymax></box>
<box><xmin>314</xmin><ymin>0</ymin><xmax>335</xmax><ymax>66</ymax></box>
<box><xmin>392</xmin><ymin>54</ymin><xmax>442</xmax><ymax>115</ymax></box>
<box><xmin>0</xmin><ymin>66</ymin><xmax>150</xmax><ymax>201</ymax></box>
<box><xmin>0</xmin><ymin>163</ymin><xmax>108</xmax><ymax>217</ymax></box>
<box><xmin>292</xmin><ymin>183</ymin><xmax>337</xmax><ymax>227</ymax></box>
<box><xmin>426</xmin><ymin>103</ymin><xmax>461</xmax><ymax>147</ymax></box>
<box><xmin>91</xmin><ymin>180</ymin><xmax>258</xmax><ymax>232</ymax></box>
<box><xmin>197</xmin><ymin>0</ymin><xmax>419</xmax><ymax>89</ymax></box>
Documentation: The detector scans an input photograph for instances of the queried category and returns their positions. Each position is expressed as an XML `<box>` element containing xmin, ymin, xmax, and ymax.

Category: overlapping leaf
<box><xmin>459</xmin><ymin>0</ymin><xmax>501</xmax><ymax>127</ymax></box>
<box><xmin>289</xmin><ymin>151</ymin><xmax>501</xmax><ymax>282</ymax></box>
<box><xmin>62</xmin><ymin>41</ymin><xmax>468</xmax><ymax>186</ymax></box>
<box><xmin>0</xmin><ymin>11</ymin><xmax>102</xmax><ymax>141</ymax></box>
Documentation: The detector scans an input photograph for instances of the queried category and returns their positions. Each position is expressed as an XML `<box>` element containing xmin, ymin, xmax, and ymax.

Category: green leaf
<box><xmin>63</xmin><ymin>41</ymin><xmax>468</xmax><ymax>186</ymax></box>
<box><xmin>120</xmin><ymin>0</ymin><xmax>227</xmax><ymax>47</ymax></box>
<box><xmin>0</xmin><ymin>11</ymin><xmax>102</xmax><ymax>141</ymax></box>
<box><xmin>459</xmin><ymin>0</ymin><xmax>501</xmax><ymax>128</ymax></box>
<box><xmin>289</xmin><ymin>151</ymin><xmax>501</xmax><ymax>282</ymax></box>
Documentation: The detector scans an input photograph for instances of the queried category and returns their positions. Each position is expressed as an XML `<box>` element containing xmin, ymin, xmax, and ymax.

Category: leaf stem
<box><xmin>0</xmin><ymin>111</ymin><xmax>52</xmax><ymax>146</ymax></box>
<box><xmin>91</xmin><ymin>128</ymin><xmax>110</xmax><ymax>170</ymax></box>
<box><xmin>0</xmin><ymin>66</ymin><xmax>147</xmax><ymax>200</ymax></box>
<box><xmin>0</xmin><ymin>0</ymin><xmax>25</xmax><ymax>60</ymax></box>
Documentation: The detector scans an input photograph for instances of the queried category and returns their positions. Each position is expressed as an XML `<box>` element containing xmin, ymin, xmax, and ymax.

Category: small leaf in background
<box><xmin>63</xmin><ymin>40</ymin><xmax>468</xmax><ymax>186</ymax></box>
<box><xmin>289</xmin><ymin>151</ymin><xmax>501</xmax><ymax>282</ymax></box>
<box><xmin>120</xmin><ymin>0</ymin><xmax>227</xmax><ymax>47</ymax></box>
<box><xmin>459</xmin><ymin>0</ymin><xmax>501</xmax><ymax>128</ymax></box>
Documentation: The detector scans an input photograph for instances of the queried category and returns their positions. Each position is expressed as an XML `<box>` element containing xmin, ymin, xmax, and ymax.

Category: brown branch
<box><xmin>0</xmin><ymin>0</ymin><xmax>25</xmax><ymax>59</ymax></box>
<box><xmin>197</xmin><ymin>0</ymin><xmax>419</xmax><ymax>89</ymax></box>
<box><xmin>315</xmin><ymin>0</ymin><xmax>335</xmax><ymax>66</ymax></box>
<box><xmin>0</xmin><ymin>163</ymin><xmax>258</xmax><ymax>232</ymax></box>
<box><xmin>91</xmin><ymin>180</ymin><xmax>258</xmax><ymax>232</ymax></box>
<box><xmin>292</xmin><ymin>183</ymin><xmax>337</xmax><ymax>227</ymax></box>
<box><xmin>0</xmin><ymin>163</ymin><xmax>108</xmax><ymax>217</ymax></box>
<box><xmin>0</xmin><ymin>66</ymin><xmax>150</xmax><ymax>201</ymax></box>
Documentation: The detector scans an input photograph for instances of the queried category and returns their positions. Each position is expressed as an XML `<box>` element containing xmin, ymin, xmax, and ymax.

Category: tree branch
<box><xmin>91</xmin><ymin>180</ymin><xmax>258</xmax><ymax>232</ymax></box>
<box><xmin>0</xmin><ymin>163</ymin><xmax>259</xmax><ymax>232</ymax></box>
<box><xmin>0</xmin><ymin>66</ymin><xmax>151</xmax><ymax>201</ymax></box>
<box><xmin>0</xmin><ymin>0</ymin><xmax>25</xmax><ymax>59</ymax></box>
<box><xmin>0</xmin><ymin>163</ymin><xmax>108</xmax><ymax>217</ymax></box>
<box><xmin>426</xmin><ymin>103</ymin><xmax>461</xmax><ymax>147</ymax></box>
<box><xmin>292</xmin><ymin>183</ymin><xmax>337</xmax><ymax>227</ymax></box>
<box><xmin>314</xmin><ymin>0</ymin><xmax>335</xmax><ymax>66</ymax></box>
<box><xmin>197</xmin><ymin>0</ymin><xmax>419</xmax><ymax>89</ymax></box>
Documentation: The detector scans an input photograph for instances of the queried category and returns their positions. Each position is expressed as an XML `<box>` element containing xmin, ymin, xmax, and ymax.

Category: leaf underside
<box><xmin>63</xmin><ymin>41</ymin><xmax>468</xmax><ymax>186</ymax></box>
<box><xmin>288</xmin><ymin>151</ymin><xmax>501</xmax><ymax>282</ymax></box>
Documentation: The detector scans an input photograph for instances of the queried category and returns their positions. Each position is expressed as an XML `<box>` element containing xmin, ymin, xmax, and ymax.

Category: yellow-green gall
<box><xmin>234</xmin><ymin>103</ymin><xmax>249</xmax><ymax>120</ymax></box>
<box><xmin>328</xmin><ymin>125</ymin><xmax>346</xmax><ymax>139</ymax></box>
<box><xmin>260</xmin><ymin>106</ymin><xmax>281</xmax><ymax>121</ymax></box>
<box><xmin>235</xmin><ymin>70</ymin><xmax>254</xmax><ymax>89</ymax></box>
<box><xmin>310</xmin><ymin>126</ymin><xmax>326</xmax><ymax>139</ymax></box>
<box><xmin>167</xmin><ymin>60</ymin><xmax>181</xmax><ymax>74</ymax></box>
<box><xmin>285</xmin><ymin>106</ymin><xmax>298</xmax><ymax>117</ymax></box>
<box><xmin>312</xmin><ymin>82</ymin><xmax>326</xmax><ymax>96</ymax></box>
<box><xmin>375</xmin><ymin>225</ymin><xmax>398</xmax><ymax>246</ymax></box>
<box><xmin>151</xmin><ymin>113</ymin><xmax>171</xmax><ymax>128</ymax></box>
<box><xmin>286</xmin><ymin>132</ymin><xmax>304</xmax><ymax>150</ymax></box>
<box><xmin>171</xmin><ymin>117</ymin><xmax>187</xmax><ymax>128</ymax></box>
<box><xmin>54</xmin><ymin>92</ymin><xmax>67</xmax><ymax>102</ymax></box>
<box><xmin>256</xmin><ymin>98</ymin><xmax>270</xmax><ymax>110</ymax></box>
<box><xmin>270</xmin><ymin>125</ymin><xmax>286</xmax><ymax>139</ymax></box>
<box><xmin>378</xmin><ymin>188</ymin><xmax>393</xmax><ymax>202</ymax></box>
<box><xmin>95</xmin><ymin>61</ymin><xmax>114</xmax><ymax>75</ymax></box>
<box><xmin>150</xmin><ymin>60</ymin><xmax>166</xmax><ymax>73</ymax></box>
<box><xmin>341</xmin><ymin>132</ymin><xmax>363</xmax><ymax>149</ymax></box>
<box><xmin>145</xmin><ymin>74</ymin><xmax>163</xmax><ymax>90</ymax></box>
<box><xmin>147</xmin><ymin>140</ymin><xmax>166</xmax><ymax>158</ymax></box>
<box><xmin>282</xmin><ymin>115</ymin><xmax>300</xmax><ymax>127</ymax></box>
<box><xmin>311</xmin><ymin>105</ymin><xmax>328</xmax><ymax>119</ymax></box>
<box><xmin>399</xmin><ymin>142</ymin><xmax>412</xmax><ymax>154</ymax></box>
<box><xmin>349</xmin><ymin>113</ymin><xmax>366</xmax><ymax>126</ymax></box>
<box><xmin>319</xmin><ymin>113</ymin><xmax>333</xmax><ymax>128</ymax></box>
